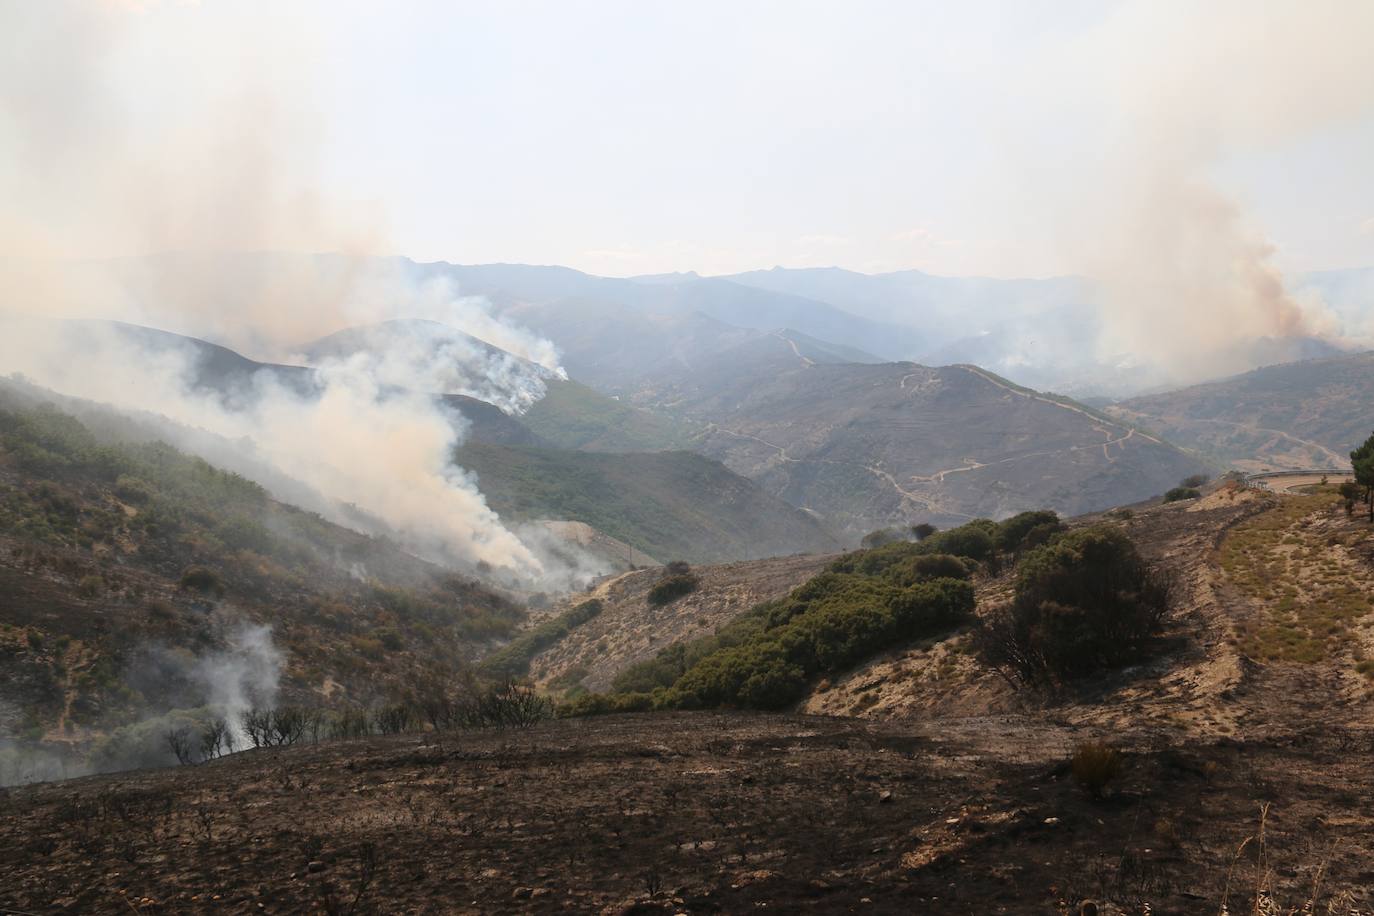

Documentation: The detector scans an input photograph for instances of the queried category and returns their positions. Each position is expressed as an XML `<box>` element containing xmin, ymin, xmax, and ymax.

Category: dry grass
<box><xmin>1220</xmin><ymin>490</ymin><xmax>1374</xmax><ymax>675</ymax></box>
<box><xmin>1218</xmin><ymin>804</ymin><xmax>1361</xmax><ymax>916</ymax></box>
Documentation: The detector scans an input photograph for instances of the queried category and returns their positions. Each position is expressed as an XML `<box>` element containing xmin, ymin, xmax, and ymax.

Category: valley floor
<box><xmin>5</xmin><ymin>485</ymin><xmax>1374</xmax><ymax>913</ymax></box>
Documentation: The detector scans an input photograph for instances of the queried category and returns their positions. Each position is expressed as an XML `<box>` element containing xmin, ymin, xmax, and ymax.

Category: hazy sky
<box><xmin>4</xmin><ymin>0</ymin><xmax>1373</xmax><ymax>278</ymax></box>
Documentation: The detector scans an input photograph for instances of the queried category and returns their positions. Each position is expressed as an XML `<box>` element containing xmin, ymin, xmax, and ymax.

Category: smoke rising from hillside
<box><xmin>0</xmin><ymin>317</ymin><xmax>546</xmax><ymax>575</ymax></box>
<box><xmin>0</xmin><ymin>2</ymin><xmax>560</xmax><ymax>577</ymax></box>
<box><xmin>191</xmin><ymin>623</ymin><xmax>284</xmax><ymax>746</ymax></box>
<box><xmin>1051</xmin><ymin>1</ymin><xmax>1374</xmax><ymax>381</ymax></box>
<box><xmin>0</xmin><ymin>620</ymin><xmax>285</xmax><ymax>787</ymax></box>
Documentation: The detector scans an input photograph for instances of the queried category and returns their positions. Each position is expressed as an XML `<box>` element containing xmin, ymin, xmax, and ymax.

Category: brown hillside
<box><xmin>1110</xmin><ymin>351</ymin><xmax>1374</xmax><ymax>471</ymax></box>
<box><xmin>527</xmin><ymin>553</ymin><xmax>836</xmax><ymax>694</ymax></box>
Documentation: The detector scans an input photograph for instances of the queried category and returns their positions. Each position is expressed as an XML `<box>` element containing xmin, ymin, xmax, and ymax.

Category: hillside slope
<box><xmin>8</xmin><ymin>488</ymin><xmax>1374</xmax><ymax>911</ymax></box>
<box><xmin>1111</xmin><ymin>351</ymin><xmax>1374</xmax><ymax>471</ymax></box>
<box><xmin>655</xmin><ymin>359</ymin><xmax>1206</xmax><ymax>536</ymax></box>
<box><xmin>520</xmin><ymin>378</ymin><xmax>695</xmax><ymax>452</ymax></box>
<box><xmin>0</xmin><ymin>381</ymin><xmax>524</xmax><ymax>780</ymax></box>
<box><xmin>525</xmin><ymin>553</ymin><xmax>837</xmax><ymax>693</ymax></box>
<box><xmin>455</xmin><ymin>443</ymin><xmax>840</xmax><ymax>564</ymax></box>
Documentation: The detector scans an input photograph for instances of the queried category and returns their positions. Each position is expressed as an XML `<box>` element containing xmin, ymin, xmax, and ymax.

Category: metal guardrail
<box><xmin>1244</xmin><ymin>468</ymin><xmax>1353</xmax><ymax>491</ymax></box>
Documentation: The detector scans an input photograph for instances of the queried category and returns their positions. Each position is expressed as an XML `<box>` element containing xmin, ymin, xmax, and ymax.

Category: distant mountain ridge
<box><xmin>1111</xmin><ymin>350</ymin><xmax>1374</xmax><ymax>472</ymax></box>
<box><xmin>645</xmin><ymin>356</ymin><xmax>1206</xmax><ymax>535</ymax></box>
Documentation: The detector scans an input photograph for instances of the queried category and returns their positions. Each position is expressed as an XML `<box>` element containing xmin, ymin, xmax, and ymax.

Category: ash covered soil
<box><xmin>3</xmin><ymin>712</ymin><xmax>1373</xmax><ymax>913</ymax></box>
<box><xmin>5</xmin><ymin>486</ymin><xmax>1374</xmax><ymax>913</ymax></box>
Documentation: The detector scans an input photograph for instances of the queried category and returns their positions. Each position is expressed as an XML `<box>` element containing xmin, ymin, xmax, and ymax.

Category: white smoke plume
<box><xmin>0</xmin><ymin>620</ymin><xmax>286</xmax><ymax>787</ymax></box>
<box><xmin>1033</xmin><ymin>0</ymin><xmax>1374</xmax><ymax>383</ymax></box>
<box><xmin>192</xmin><ymin>623</ymin><xmax>284</xmax><ymax>744</ymax></box>
<box><xmin>0</xmin><ymin>3</ymin><xmax>563</xmax><ymax>578</ymax></box>
<box><xmin>0</xmin><ymin>317</ymin><xmax>546</xmax><ymax>575</ymax></box>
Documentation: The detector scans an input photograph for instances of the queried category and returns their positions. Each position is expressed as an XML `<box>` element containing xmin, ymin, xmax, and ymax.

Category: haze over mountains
<box><xmin>12</xmin><ymin>250</ymin><xmax>1374</xmax><ymax>557</ymax></box>
<box><xmin>1112</xmin><ymin>350</ymin><xmax>1374</xmax><ymax>473</ymax></box>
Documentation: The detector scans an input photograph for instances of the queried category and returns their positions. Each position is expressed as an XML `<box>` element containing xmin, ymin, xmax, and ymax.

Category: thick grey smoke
<box><xmin>0</xmin><ymin>315</ymin><xmax>547</xmax><ymax>575</ymax></box>
<box><xmin>0</xmin><ymin>3</ymin><xmax>569</xmax><ymax>578</ymax></box>
<box><xmin>1038</xmin><ymin>0</ymin><xmax>1374</xmax><ymax>383</ymax></box>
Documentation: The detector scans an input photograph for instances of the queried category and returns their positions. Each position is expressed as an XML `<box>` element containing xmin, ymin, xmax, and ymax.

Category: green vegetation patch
<box><xmin>975</xmin><ymin>525</ymin><xmax>1170</xmax><ymax>685</ymax></box>
<box><xmin>478</xmin><ymin>599</ymin><xmax>603</xmax><ymax>679</ymax></box>
<box><xmin>563</xmin><ymin>520</ymin><xmax>998</xmax><ymax>716</ymax></box>
<box><xmin>520</xmin><ymin>379</ymin><xmax>694</xmax><ymax>452</ymax></box>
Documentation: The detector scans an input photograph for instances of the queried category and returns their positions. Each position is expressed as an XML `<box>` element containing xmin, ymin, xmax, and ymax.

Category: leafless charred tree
<box><xmin>372</xmin><ymin>703</ymin><xmax>416</xmax><ymax>735</ymax></box>
<box><xmin>241</xmin><ymin>706</ymin><xmax>315</xmax><ymax>747</ymax></box>
<box><xmin>199</xmin><ymin>717</ymin><xmax>234</xmax><ymax>760</ymax></box>
<box><xmin>165</xmin><ymin>726</ymin><xmax>198</xmax><ymax>766</ymax></box>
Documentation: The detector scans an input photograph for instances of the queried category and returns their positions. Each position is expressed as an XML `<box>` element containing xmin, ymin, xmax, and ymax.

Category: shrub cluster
<box><xmin>1164</xmin><ymin>486</ymin><xmax>1201</xmax><ymax>503</ymax></box>
<box><xmin>568</xmin><ymin>524</ymin><xmax>998</xmax><ymax>715</ymax></box>
<box><xmin>477</xmin><ymin>599</ymin><xmax>604</xmax><ymax>678</ymax></box>
<box><xmin>975</xmin><ymin>525</ymin><xmax>1171</xmax><ymax>685</ymax></box>
<box><xmin>647</xmin><ymin>569</ymin><xmax>700</xmax><ymax>606</ymax></box>
<box><xmin>663</xmin><ymin>576</ymin><xmax>974</xmax><ymax>709</ymax></box>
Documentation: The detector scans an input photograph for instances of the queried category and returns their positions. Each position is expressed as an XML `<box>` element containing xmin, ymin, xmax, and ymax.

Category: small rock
<box><xmin>512</xmin><ymin>887</ymin><xmax>533</xmax><ymax>899</ymax></box>
<box><xmin>878</xmin><ymin>790</ymin><xmax>894</xmax><ymax>803</ymax></box>
<box><xmin>306</xmin><ymin>861</ymin><xmax>326</xmax><ymax>873</ymax></box>
<box><xmin>1044</xmin><ymin>817</ymin><xmax>1060</xmax><ymax>826</ymax></box>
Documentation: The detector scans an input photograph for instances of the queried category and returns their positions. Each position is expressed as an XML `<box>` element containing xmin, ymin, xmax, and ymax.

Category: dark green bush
<box><xmin>922</xmin><ymin>525</ymin><xmax>996</xmax><ymax>563</ymax></box>
<box><xmin>478</xmin><ymin>599</ymin><xmax>603</xmax><ymax>678</ymax></box>
<box><xmin>860</xmin><ymin>528</ymin><xmax>905</xmax><ymax>549</ymax></box>
<box><xmin>647</xmin><ymin>573</ymin><xmax>700</xmax><ymax>606</ymax></box>
<box><xmin>885</xmin><ymin>553</ymin><xmax>973</xmax><ymax>587</ymax></box>
<box><xmin>910</xmin><ymin>523</ymin><xmax>938</xmax><ymax>541</ymax></box>
<box><xmin>637</xmin><ymin>576</ymin><xmax>973</xmax><ymax>711</ymax></box>
<box><xmin>994</xmin><ymin>510</ymin><xmax>1062</xmax><ymax>554</ymax></box>
<box><xmin>975</xmin><ymin>525</ymin><xmax>1171</xmax><ymax>685</ymax></box>
<box><xmin>558</xmin><ymin>690</ymin><xmax>656</xmax><ymax>717</ymax></box>
<box><xmin>1163</xmin><ymin>487</ymin><xmax>1201</xmax><ymax>503</ymax></box>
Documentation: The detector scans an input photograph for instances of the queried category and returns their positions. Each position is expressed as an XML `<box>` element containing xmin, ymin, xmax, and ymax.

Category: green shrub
<box><xmin>975</xmin><ymin>525</ymin><xmax>1171</xmax><ymax>684</ymax></box>
<box><xmin>558</xmin><ymin>690</ymin><xmax>655</xmax><ymax>717</ymax></box>
<box><xmin>994</xmin><ymin>510</ymin><xmax>1062</xmax><ymax>554</ymax></box>
<box><xmin>478</xmin><ymin>599</ymin><xmax>603</xmax><ymax>678</ymax></box>
<box><xmin>922</xmin><ymin>525</ymin><xmax>996</xmax><ymax>563</ymax></box>
<box><xmin>886</xmin><ymin>553</ymin><xmax>973</xmax><ymax>587</ymax></box>
<box><xmin>647</xmin><ymin>573</ymin><xmax>700</xmax><ymax>606</ymax></box>
<box><xmin>1180</xmin><ymin>474</ymin><xmax>1209</xmax><ymax>489</ymax></box>
<box><xmin>114</xmin><ymin>475</ymin><xmax>154</xmax><ymax>505</ymax></box>
<box><xmin>636</xmin><ymin>576</ymin><xmax>973</xmax><ymax>711</ymax></box>
<box><xmin>860</xmin><ymin>528</ymin><xmax>906</xmax><ymax>549</ymax></box>
<box><xmin>1164</xmin><ymin>487</ymin><xmax>1201</xmax><ymax>503</ymax></box>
